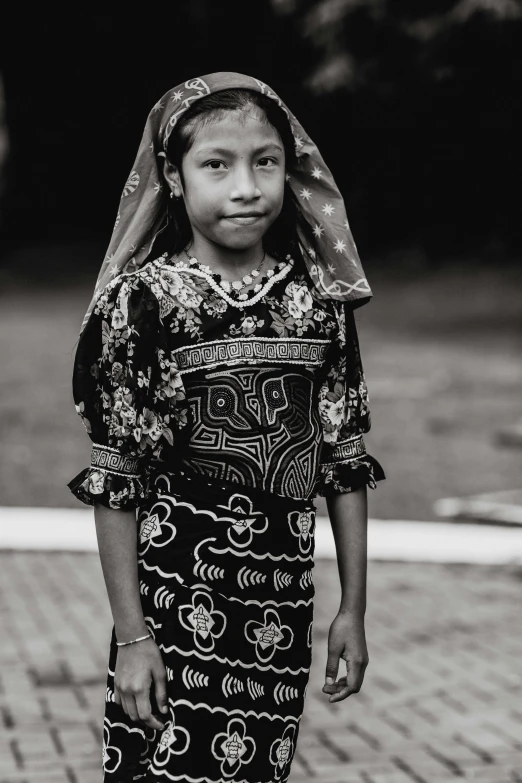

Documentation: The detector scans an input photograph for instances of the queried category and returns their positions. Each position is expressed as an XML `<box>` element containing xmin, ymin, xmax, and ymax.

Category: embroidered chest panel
<box><xmin>180</xmin><ymin>366</ymin><xmax>323</xmax><ymax>499</ymax></box>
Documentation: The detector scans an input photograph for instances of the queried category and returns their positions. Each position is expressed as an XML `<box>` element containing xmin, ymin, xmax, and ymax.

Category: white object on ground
<box><xmin>0</xmin><ymin>507</ymin><xmax>99</xmax><ymax>551</ymax></box>
<box><xmin>1</xmin><ymin>507</ymin><xmax>522</xmax><ymax>564</ymax></box>
<box><xmin>435</xmin><ymin>490</ymin><xmax>522</xmax><ymax>526</ymax></box>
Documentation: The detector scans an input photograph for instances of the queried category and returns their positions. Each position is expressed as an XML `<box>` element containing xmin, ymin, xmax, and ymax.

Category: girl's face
<box><xmin>164</xmin><ymin>109</ymin><xmax>286</xmax><ymax>252</ymax></box>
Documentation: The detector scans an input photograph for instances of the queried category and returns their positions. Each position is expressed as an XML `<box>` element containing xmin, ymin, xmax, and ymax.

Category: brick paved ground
<box><xmin>0</xmin><ymin>553</ymin><xmax>520</xmax><ymax>783</ymax></box>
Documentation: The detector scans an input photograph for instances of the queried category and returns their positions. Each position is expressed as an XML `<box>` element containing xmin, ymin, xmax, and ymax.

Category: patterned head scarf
<box><xmin>80</xmin><ymin>72</ymin><xmax>373</xmax><ymax>334</ymax></box>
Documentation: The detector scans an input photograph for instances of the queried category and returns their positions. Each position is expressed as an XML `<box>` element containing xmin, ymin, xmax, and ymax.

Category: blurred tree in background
<box><xmin>274</xmin><ymin>0</ymin><xmax>522</xmax><ymax>261</ymax></box>
<box><xmin>0</xmin><ymin>0</ymin><xmax>520</xmax><ymax>275</ymax></box>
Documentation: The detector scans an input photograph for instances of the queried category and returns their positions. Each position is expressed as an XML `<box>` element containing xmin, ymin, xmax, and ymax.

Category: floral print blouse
<box><xmin>68</xmin><ymin>253</ymin><xmax>385</xmax><ymax>510</ymax></box>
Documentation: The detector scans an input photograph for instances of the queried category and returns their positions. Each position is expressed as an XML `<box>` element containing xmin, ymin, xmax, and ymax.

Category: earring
<box><xmin>170</xmin><ymin>191</ymin><xmax>174</xmax><ymax>199</ymax></box>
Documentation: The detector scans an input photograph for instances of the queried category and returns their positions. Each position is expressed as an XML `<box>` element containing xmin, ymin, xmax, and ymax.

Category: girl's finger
<box><xmin>122</xmin><ymin>694</ymin><xmax>140</xmax><ymax>723</ymax></box>
<box><xmin>113</xmin><ymin>684</ymin><xmax>122</xmax><ymax>707</ymax></box>
<box><xmin>329</xmin><ymin>661</ymin><xmax>364</xmax><ymax>702</ymax></box>
<box><xmin>347</xmin><ymin>659</ymin><xmax>366</xmax><ymax>692</ymax></box>
<box><xmin>324</xmin><ymin>650</ymin><xmax>340</xmax><ymax>688</ymax></box>
<box><xmin>136</xmin><ymin>691</ymin><xmax>165</xmax><ymax>731</ymax></box>
<box><xmin>330</xmin><ymin>685</ymin><xmax>352</xmax><ymax>702</ymax></box>
<box><xmin>153</xmin><ymin>671</ymin><xmax>169</xmax><ymax>715</ymax></box>
<box><xmin>328</xmin><ymin>675</ymin><xmax>350</xmax><ymax>702</ymax></box>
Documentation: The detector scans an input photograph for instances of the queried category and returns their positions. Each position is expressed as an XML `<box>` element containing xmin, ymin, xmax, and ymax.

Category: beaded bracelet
<box><xmin>116</xmin><ymin>632</ymin><xmax>152</xmax><ymax>647</ymax></box>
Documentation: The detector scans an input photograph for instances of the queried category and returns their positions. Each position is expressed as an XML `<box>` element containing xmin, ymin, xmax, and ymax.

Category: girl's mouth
<box><xmin>223</xmin><ymin>212</ymin><xmax>266</xmax><ymax>226</ymax></box>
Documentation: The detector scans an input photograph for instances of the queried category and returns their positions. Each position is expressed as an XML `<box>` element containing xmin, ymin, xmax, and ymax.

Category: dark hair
<box><xmin>155</xmin><ymin>88</ymin><xmax>316</xmax><ymax>262</ymax></box>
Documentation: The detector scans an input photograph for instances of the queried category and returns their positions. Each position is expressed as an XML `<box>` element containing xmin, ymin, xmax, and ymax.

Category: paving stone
<box><xmin>0</xmin><ymin>553</ymin><xmax>521</xmax><ymax>782</ymax></box>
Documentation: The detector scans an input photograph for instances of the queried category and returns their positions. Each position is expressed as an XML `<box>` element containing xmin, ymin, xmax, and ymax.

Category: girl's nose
<box><xmin>230</xmin><ymin>165</ymin><xmax>261</xmax><ymax>201</ymax></box>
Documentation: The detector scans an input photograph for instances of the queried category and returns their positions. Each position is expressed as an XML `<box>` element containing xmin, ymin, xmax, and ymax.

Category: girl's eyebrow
<box><xmin>195</xmin><ymin>143</ymin><xmax>284</xmax><ymax>157</ymax></box>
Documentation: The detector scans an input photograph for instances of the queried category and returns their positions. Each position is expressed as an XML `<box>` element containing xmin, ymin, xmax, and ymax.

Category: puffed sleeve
<box><xmin>314</xmin><ymin>302</ymin><xmax>386</xmax><ymax>497</ymax></box>
<box><xmin>67</xmin><ymin>274</ymin><xmax>188</xmax><ymax>510</ymax></box>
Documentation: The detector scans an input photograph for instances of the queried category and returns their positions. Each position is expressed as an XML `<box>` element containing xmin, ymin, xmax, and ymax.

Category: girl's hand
<box><xmin>322</xmin><ymin>611</ymin><xmax>369</xmax><ymax>703</ymax></box>
<box><xmin>114</xmin><ymin>638</ymin><xmax>168</xmax><ymax>730</ymax></box>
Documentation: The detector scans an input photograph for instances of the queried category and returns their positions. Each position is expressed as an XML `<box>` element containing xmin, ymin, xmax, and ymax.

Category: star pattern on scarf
<box><xmin>172</xmin><ymin>90</ymin><xmax>184</xmax><ymax>102</ymax></box>
<box><xmin>321</xmin><ymin>203</ymin><xmax>335</xmax><ymax>217</ymax></box>
<box><xmin>311</xmin><ymin>166</ymin><xmax>323</xmax><ymax>180</ymax></box>
<box><xmin>313</xmin><ymin>224</ymin><xmax>325</xmax><ymax>238</ymax></box>
<box><xmin>334</xmin><ymin>239</ymin><xmax>347</xmax><ymax>254</ymax></box>
<box><xmin>299</xmin><ymin>188</ymin><xmax>312</xmax><ymax>201</ymax></box>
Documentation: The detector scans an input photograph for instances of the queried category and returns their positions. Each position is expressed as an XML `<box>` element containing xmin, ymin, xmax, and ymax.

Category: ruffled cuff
<box><xmin>314</xmin><ymin>453</ymin><xmax>386</xmax><ymax>497</ymax></box>
<box><xmin>67</xmin><ymin>466</ymin><xmax>151</xmax><ymax>510</ymax></box>
<box><xmin>67</xmin><ymin>443</ymin><xmax>150</xmax><ymax>510</ymax></box>
<box><xmin>314</xmin><ymin>434</ymin><xmax>385</xmax><ymax>497</ymax></box>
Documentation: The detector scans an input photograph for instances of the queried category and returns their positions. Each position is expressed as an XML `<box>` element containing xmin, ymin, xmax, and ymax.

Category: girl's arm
<box><xmin>94</xmin><ymin>504</ymin><xmax>148</xmax><ymax>641</ymax></box>
<box><xmin>94</xmin><ymin>504</ymin><xmax>168</xmax><ymax>730</ymax></box>
<box><xmin>327</xmin><ymin>485</ymin><xmax>368</xmax><ymax>617</ymax></box>
<box><xmin>315</xmin><ymin>303</ymin><xmax>385</xmax><ymax>703</ymax></box>
<box><xmin>68</xmin><ymin>277</ymin><xmax>181</xmax><ymax>730</ymax></box>
<box><xmin>322</xmin><ymin>486</ymin><xmax>369</xmax><ymax>704</ymax></box>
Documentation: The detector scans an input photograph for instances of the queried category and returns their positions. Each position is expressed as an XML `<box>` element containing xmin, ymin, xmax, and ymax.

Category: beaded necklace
<box><xmin>183</xmin><ymin>247</ymin><xmax>267</xmax><ymax>293</ymax></box>
<box><xmin>167</xmin><ymin>252</ymin><xmax>295</xmax><ymax>310</ymax></box>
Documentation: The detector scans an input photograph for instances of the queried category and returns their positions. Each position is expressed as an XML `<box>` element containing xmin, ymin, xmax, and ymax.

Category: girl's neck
<box><xmin>185</xmin><ymin>237</ymin><xmax>269</xmax><ymax>281</ymax></box>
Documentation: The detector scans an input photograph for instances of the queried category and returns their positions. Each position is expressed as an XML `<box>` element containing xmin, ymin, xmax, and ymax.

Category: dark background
<box><xmin>1</xmin><ymin>0</ymin><xmax>521</xmax><ymax>275</ymax></box>
<box><xmin>0</xmin><ymin>0</ymin><xmax>521</xmax><ymax>519</ymax></box>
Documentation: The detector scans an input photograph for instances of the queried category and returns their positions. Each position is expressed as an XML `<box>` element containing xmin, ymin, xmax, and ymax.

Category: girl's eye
<box><xmin>205</xmin><ymin>160</ymin><xmax>226</xmax><ymax>170</ymax></box>
<box><xmin>258</xmin><ymin>157</ymin><xmax>277</xmax><ymax>167</ymax></box>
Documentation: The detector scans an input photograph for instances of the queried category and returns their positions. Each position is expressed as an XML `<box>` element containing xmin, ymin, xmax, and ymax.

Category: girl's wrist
<box><xmin>114</xmin><ymin>619</ymin><xmax>150</xmax><ymax>643</ymax></box>
<box><xmin>116</xmin><ymin>631</ymin><xmax>151</xmax><ymax>647</ymax></box>
<box><xmin>116</xmin><ymin>631</ymin><xmax>153</xmax><ymax>648</ymax></box>
<box><xmin>338</xmin><ymin>604</ymin><xmax>366</xmax><ymax>620</ymax></box>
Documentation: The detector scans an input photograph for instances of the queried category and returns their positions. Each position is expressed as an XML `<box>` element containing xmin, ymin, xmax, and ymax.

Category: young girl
<box><xmin>68</xmin><ymin>72</ymin><xmax>385</xmax><ymax>782</ymax></box>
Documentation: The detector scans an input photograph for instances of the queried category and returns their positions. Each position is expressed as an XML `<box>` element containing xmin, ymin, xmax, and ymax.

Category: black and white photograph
<box><xmin>0</xmin><ymin>3</ymin><xmax>521</xmax><ymax>781</ymax></box>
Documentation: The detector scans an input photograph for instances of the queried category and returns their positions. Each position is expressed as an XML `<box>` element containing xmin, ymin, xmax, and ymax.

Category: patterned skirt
<box><xmin>102</xmin><ymin>469</ymin><xmax>316</xmax><ymax>782</ymax></box>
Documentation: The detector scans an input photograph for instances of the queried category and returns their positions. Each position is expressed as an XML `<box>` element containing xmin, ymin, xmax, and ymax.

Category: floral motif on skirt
<box><xmin>102</xmin><ymin>470</ymin><xmax>316</xmax><ymax>782</ymax></box>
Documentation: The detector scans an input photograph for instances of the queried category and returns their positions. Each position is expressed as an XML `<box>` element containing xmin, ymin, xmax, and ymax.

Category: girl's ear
<box><xmin>163</xmin><ymin>159</ymin><xmax>183</xmax><ymax>198</ymax></box>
